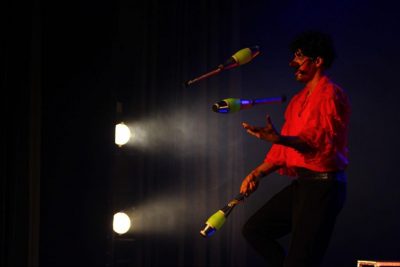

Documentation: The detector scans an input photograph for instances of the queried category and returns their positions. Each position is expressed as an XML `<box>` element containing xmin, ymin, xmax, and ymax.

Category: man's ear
<box><xmin>314</xmin><ymin>57</ymin><xmax>324</xmax><ymax>68</ymax></box>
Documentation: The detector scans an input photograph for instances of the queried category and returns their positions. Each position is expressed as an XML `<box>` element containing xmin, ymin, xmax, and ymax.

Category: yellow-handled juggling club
<box><xmin>184</xmin><ymin>46</ymin><xmax>260</xmax><ymax>87</ymax></box>
<box><xmin>200</xmin><ymin>193</ymin><xmax>245</xmax><ymax>237</ymax></box>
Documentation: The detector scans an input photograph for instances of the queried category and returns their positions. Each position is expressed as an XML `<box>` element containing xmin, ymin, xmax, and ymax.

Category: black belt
<box><xmin>296</xmin><ymin>168</ymin><xmax>347</xmax><ymax>182</ymax></box>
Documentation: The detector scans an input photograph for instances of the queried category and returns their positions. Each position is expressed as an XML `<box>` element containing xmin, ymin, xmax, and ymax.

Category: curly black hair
<box><xmin>289</xmin><ymin>31</ymin><xmax>336</xmax><ymax>69</ymax></box>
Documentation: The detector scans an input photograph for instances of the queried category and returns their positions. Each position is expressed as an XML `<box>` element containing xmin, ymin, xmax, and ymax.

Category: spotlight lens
<box><xmin>113</xmin><ymin>212</ymin><xmax>131</xmax><ymax>234</ymax></box>
<box><xmin>115</xmin><ymin>123</ymin><xmax>131</xmax><ymax>146</ymax></box>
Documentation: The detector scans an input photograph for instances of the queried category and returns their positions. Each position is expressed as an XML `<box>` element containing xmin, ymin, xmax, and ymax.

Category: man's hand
<box><xmin>242</xmin><ymin>115</ymin><xmax>281</xmax><ymax>143</ymax></box>
<box><xmin>240</xmin><ymin>172</ymin><xmax>260</xmax><ymax>197</ymax></box>
<box><xmin>239</xmin><ymin>162</ymin><xmax>280</xmax><ymax>197</ymax></box>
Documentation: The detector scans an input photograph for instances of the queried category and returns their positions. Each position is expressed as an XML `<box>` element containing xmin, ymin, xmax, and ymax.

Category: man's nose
<box><xmin>289</xmin><ymin>60</ymin><xmax>299</xmax><ymax>68</ymax></box>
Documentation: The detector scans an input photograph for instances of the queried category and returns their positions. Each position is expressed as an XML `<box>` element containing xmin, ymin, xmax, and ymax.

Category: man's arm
<box><xmin>240</xmin><ymin>161</ymin><xmax>281</xmax><ymax>196</ymax></box>
<box><xmin>275</xmin><ymin>135</ymin><xmax>312</xmax><ymax>153</ymax></box>
<box><xmin>242</xmin><ymin>115</ymin><xmax>313</xmax><ymax>153</ymax></box>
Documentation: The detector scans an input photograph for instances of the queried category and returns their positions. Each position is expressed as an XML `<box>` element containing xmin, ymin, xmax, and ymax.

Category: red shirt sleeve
<box><xmin>264</xmin><ymin>122</ymin><xmax>298</xmax><ymax>177</ymax></box>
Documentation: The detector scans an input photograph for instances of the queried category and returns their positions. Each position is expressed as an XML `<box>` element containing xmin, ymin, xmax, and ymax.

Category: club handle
<box><xmin>221</xmin><ymin>193</ymin><xmax>245</xmax><ymax>216</ymax></box>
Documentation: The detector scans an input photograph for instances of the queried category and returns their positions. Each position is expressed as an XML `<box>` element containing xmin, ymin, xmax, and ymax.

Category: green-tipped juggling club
<box><xmin>184</xmin><ymin>46</ymin><xmax>260</xmax><ymax>87</ymax></box>
<box><xmin>212</xmin><ymin>96</ymin><xmax>287</xmax><ymax>114</ymax></box>
<box><xmin>200</xmin><ymin>194</ymin><xmax>245</xmax><ymax>237</ymax></box>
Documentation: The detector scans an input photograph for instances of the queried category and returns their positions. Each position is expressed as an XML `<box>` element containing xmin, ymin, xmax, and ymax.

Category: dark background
<box><xmin>3</xmin><ymin>0</ymin><xmax>400</xmax><ymax>266</ymax></box>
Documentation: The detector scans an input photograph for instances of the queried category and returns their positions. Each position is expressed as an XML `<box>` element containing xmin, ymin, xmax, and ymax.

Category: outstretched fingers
<box><xmin>242</xmin><ymin>122</ymin><xmax>252</xmax><ymax>130</ymax></box>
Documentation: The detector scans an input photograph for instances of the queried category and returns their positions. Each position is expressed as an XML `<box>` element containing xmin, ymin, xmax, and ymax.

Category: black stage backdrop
<box><xmin>2</xmin><ymin>0</ymin><xmax>400</xmax><ymax>266</ymax></box>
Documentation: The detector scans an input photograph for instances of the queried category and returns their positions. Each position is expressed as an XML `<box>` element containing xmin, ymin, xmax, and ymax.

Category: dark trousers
<box><xmin>242</xmin><ymin>173</ymin><xmax>346</xmax><ymax>267</ymax></box>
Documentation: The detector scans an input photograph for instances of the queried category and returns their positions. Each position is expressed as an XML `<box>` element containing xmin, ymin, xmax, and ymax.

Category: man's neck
<box><xmin>306</xmin><ymin>71</ymin><xmax>325</xmax><ymax>94</ymax></box>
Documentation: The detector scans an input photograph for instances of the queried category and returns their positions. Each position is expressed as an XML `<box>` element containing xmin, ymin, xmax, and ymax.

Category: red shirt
<box><xmin>264</xmin><ymin>76</ymin><xmax>351</xmax><ymax>177</ymax></box>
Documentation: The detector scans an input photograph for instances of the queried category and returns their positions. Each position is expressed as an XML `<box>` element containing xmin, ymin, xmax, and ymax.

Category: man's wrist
<box><xmin>251</xmin><ymin>169</ymin><xmax>265</xmax><ymax>180</ymax></box>
<box><xmin>273</xmin><ymin>134</ymin><xmax>283</xmax><ymax>144</ymax></box>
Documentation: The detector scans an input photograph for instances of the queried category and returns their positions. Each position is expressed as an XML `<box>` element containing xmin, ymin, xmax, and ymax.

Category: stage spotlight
<box><xmin>113</xmin><ymin>212</ymin><xmax>131</xmax><ymax>234</ymax></box>
<box><xmin>115</xmin><ymin>122</ymin><xmax>131</xmax><ymax>147</ymax></box>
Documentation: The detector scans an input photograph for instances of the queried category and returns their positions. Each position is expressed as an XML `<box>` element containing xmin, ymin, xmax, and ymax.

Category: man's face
<box><xmin>289</xmin><ymin>49</ymin><xmax>318</xmax><ymax>83</ymax></box>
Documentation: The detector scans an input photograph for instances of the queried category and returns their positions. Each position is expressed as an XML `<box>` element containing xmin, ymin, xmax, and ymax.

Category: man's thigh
<box><xmin>244</xmin><ymin>181</ymin><xmax>295</xmax><ymax>239</ymax></box>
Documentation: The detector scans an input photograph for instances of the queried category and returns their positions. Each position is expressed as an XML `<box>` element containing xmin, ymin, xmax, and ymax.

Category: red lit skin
<box><xmin>240</xmin><ymin>49</ymin><xmax>326</xmax><ymax>196</ymax></box>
